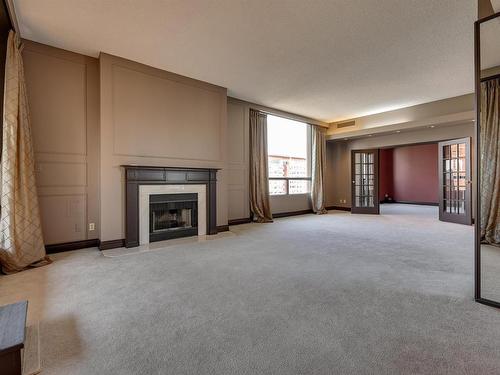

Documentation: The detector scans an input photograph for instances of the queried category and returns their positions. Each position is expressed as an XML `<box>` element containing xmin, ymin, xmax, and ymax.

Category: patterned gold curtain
<box><xmin>310</xmin><ymin>125</ymin><xmax>327</xmax><ymax>214</ymax></box>
<box><xmin>480</xmin><ymin>78</ymin><xmax>500</xmax><ymax>245</ymax></box>
<box><xmin>0</xmin><ymin>31</ymin><xmax>49</xmax><ymax>273</ymax></box>
<box><xmin>249</xmin><ymin>109</ymin><xmax>273</xmax><ymax>222</ymax></box>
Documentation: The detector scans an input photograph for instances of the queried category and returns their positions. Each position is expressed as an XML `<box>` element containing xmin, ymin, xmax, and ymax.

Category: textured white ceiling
<box><xmin>491</xmin><ymin>0</ymin><xmax>500</xmax><ymax>12</ymax></box>
<box><xmin>13</xmin><ymin>0</ymin><xmax>476</xmax><ymax>122</ymax></box>
<box><xmin>480</xmin><ymin>17</ymin><xmax>500</xmax><ymax>70</ymax></box>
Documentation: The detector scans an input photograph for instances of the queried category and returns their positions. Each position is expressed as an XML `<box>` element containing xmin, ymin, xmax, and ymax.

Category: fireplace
<box><xmin>118</xmin><ymin>165</ymin><xmax>219</xmax><ymax>249</ymax></box>
<box><xmin>149</xmin><ymin>193</ymin><xmax>198</xmax><ymax>242</ymax></box>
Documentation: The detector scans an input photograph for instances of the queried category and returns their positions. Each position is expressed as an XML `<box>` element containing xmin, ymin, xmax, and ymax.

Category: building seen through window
<box><xmin>267</xmin><ymin>115</ymin><xmax>310</xmax><ymax>195</ymax></box>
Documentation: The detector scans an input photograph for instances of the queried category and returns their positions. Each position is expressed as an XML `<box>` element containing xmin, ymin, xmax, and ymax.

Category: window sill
<box><xmin>270</xmin><ymin>193</ymin><xmax>310</xmax><ymax>197</ymax></box>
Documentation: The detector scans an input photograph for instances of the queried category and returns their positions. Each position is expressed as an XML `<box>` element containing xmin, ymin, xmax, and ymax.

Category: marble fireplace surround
<box><xmin>122</xmin><ymin>165</ymin><xmax>218</xmax><ymax>248</ymax></box>
<box><xmin>139</xmin><ymin>184</ymin><xmax>206</xmax><ymax>245</ymax></box>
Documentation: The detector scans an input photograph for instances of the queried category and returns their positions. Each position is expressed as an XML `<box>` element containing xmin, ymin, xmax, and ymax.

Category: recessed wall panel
<box><xmin>228</xmin><ymin>103</ymin><xmax>246</xmax><ymax>163</ymax></box>
<box><xmin>228</xmin><ymin>189</ymin><xmax>247</xmax><ymax>220</ymax></box>
<box><xmin>36</xmin><ymin>162</ymin><xmax>86</xmax><ymax>187</ymax></box>
<box><xmin>23</xmin><ymin>50</ymin><xmax>86</xmax><ymax>155</ymax></box>
<box><xmin>228</xmin><ymin>168</ymin><xmax>246</xmax><ymax>186</ymax></box>
<box><xmin>23</xmin><ymin>41</ymin><xmax>99</xmax><ymax>244</ymax></box>
<box><xmin>112</xmin><ymin>65</ymin><xmax>222</xmax><ymax>161</ymax></box>
<box><xmin>39</xmin><ymin>195</ymin><xmax>86</xmax><ymax>244</ymax></box>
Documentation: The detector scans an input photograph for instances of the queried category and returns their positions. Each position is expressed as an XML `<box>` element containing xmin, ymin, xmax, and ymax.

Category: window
<box><xmin>267</xmin><ymin>115</ymin><xmax>311</xmax><ymax>195</ymax></box>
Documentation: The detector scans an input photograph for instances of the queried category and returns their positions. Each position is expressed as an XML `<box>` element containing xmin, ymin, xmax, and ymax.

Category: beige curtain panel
<box><xmin>0</xmin><ymin>31</ymin><xmax>49</xmax><ymax>273</ymax></box>
<box><xmin>480</xmin><ymin>78</ymin><xmax>500</xmax><ymax>245</ymax></box>
<box><xmin>249</xmin><ymin>109</ymin><xmax>273</xmax><ymax>222</ymax></box>
<box><xmin>311</xmin><ymin>125</ymin><xmax>328</xmax><ymax>214</ymax></box>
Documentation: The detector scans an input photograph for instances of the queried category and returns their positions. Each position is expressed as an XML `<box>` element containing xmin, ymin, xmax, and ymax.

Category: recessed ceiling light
<box><xmin>368</xmin><ymin>134</ymin><xmax>372</xmax><ymax>137</ymax></box>
<box><xmin>429</xmin><ymin>125</ymin><xmax>435</xmax><ymax>128</ymax></box>
<box><xmin>343</xmin><ymin>138</ymin><xmax>348</xmax><ymax>141</ymax></box>
<box><xmin>396</xmin><ymin>130</ymin><xmax>401</xmax><ymax>133</ymax></box>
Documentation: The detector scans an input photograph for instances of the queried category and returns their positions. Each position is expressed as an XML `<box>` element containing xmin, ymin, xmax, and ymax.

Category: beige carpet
<box><xmin>0</xmin><ymin>205</ymin><xmax>499</xmax><ymax>374</ymax></box>
<box><xmin>480</xmin><ymin>244</ymin><xmax>500</xmax><ymax>302</ymax></box>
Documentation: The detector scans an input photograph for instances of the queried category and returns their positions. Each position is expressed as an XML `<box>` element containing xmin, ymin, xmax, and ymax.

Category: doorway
<box><xmin>352</xmin><ymin>139</ymin><xmax>472</xmax><ymax>225</ymax></box>
<box><xmin>438</xmin><ymin>138</ymin><xmax>472</xmax><ymax>225</ymax></box>
<box><xmin>351</xmin><ymin>149</ymin><xmax>379</xmax><ymax>214</ymax></box>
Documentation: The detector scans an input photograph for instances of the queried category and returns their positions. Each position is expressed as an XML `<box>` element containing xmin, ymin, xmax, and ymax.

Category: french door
<box><xmin>351</xmin><ymin>149</ymin><xmax>379</xmax><ymax>214</ymax></box>
<box><xmin>438</xmin><ymin>138</ymin><xmax>472</xmax><ymax>225</ymax></box>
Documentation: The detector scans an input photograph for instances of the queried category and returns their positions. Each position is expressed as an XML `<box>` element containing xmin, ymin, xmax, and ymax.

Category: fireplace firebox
<box><xmin>149</xmin><ymin>193</ymin><xmax>198</xmax><ymax>242</ymax></box>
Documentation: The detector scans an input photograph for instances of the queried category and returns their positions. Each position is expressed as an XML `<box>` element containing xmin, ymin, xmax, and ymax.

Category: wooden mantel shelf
<box><xmin>121</xmin><ymin>165</ymin><xmax>220</xmax><ymax>171</ymax></box>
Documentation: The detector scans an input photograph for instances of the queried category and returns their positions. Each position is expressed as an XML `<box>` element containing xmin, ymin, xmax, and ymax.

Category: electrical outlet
<box><xmin>89</xmin><ymin>223</ymin><xmax>95</xmax><ymax>231</ymax></box>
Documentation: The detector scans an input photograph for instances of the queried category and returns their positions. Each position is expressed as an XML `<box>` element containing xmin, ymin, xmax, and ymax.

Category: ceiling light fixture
<box><xmin>429</xmin><ymin>125</ymin><xmax>435</xmax><ymax>128</ymax></box>
<box><xmin>396</xmin><ymin>130</ymin><xmax>401</xmax><ymax>133</ymax></box>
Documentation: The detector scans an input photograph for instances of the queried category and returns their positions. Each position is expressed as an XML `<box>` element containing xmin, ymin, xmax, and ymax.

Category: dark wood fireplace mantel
<box><xmin>122</xmin><ymin>165</ymin><xmax>219</xmax><ymax>248</ymax></box>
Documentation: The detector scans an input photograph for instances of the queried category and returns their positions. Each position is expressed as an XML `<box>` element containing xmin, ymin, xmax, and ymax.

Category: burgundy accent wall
<box><xmin>392</xmin><ymin>143</ymin><xmax>439</xmax><ymax>203</ymax></box>
<box><xmin>378</xmin><ymin>144</ymin><xmax>438</xmax><ymax>204</ymax></box>
<box><xmin>379</xmin><ymin>148</ymin><xmax>394</xmax><ymax>201</ymax></box>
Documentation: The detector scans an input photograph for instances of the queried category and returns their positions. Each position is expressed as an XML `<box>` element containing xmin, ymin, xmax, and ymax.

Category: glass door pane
<box><xmin>351</xmin><ymin>149</ymin><xmax>379</xmax><ymax>214</ymax></box>
<box><xmin>438</xmin><ymin>138</ymin><xmax>471</xmax><ymax>225</ymax></box>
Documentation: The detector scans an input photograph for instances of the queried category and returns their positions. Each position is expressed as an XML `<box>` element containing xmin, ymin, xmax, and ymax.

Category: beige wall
<box><xmin>227</xmin><ymin>99</ymin><xmax>250</xmax><ymax>220</ymax></box>
<box><xmin>99</xmin><ymin>53</ymin><xmax>228</xmax><ymax>241</ymax></box>
<box><xmin>270</xmin><ymin>195</ymin><xmax>310</xmax><ymax>214</ymax></box>
<box><xmin>325</xmin><ymin>140</ymin><xmax>350</xmax><ymax>207</ymax></box>
<box><xmin>23</xmin><ymin>40</ymin><xmax>100</xmax><ymax>245</ymax></box>
<box><xmin>24</xmin><ymin>40</ymin><xmax>475</xmax><ymax>243</ymax></box>
<box><xmin>227</xmin><ymin>98</ymin><xmax>317</xmax><ymax>220</ymax></box>
<box><xmin>326</xmin><ymin>122</ymin><xmax>475</xmax><ymax>208</ymax></box>
<box><xmin>328</xmin><ymin>94</ymin><xmax>474</xmax><ymax>138</ymax></box>
<box><xmin>24</xmin><ymin>44</ymin><xmax>229</xmax><ymax>244</ymax></box>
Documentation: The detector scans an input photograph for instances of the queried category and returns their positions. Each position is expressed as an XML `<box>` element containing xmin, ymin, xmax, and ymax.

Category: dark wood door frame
<box><xmin>474</xmin><ymin>13</ymin><xmax>500</xmax><ymax>309</ymax></box>
<box><xmin>351</xmin><ymin>149</ymin><xmax>379</xmax><ymax>214</ymax></box>
<box><xmin>438</xmin><ymin>137</ymin><xmax>472</xmax><ymax>225</ymax></box>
